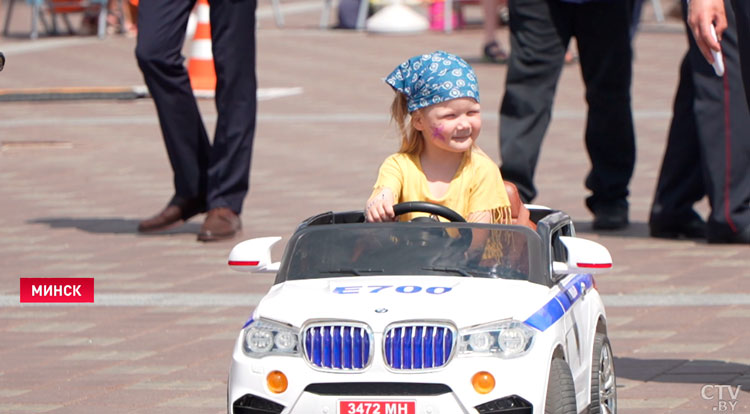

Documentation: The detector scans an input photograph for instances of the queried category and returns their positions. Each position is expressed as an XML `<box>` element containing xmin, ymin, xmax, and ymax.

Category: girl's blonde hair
<box><xmin>390</xmin><ymin>92</ymin><xmax>424</xmax><ymax>155</ymax></box>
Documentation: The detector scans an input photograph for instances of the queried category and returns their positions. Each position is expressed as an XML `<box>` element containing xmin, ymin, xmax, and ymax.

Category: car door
<box><xmin>550</xmin><ymin>223</ymin><xmax>590</xmax><ymax>387</ymax></box>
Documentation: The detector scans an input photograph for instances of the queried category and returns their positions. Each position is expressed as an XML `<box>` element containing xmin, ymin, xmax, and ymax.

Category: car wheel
<box><xmin>545</xmin><ymin>358</ymin><xmax>577</xmax><ymax>414</ymax></box>
<box><xmin>590</xmin><ymin>333</ymin><xmax>617</xmax><ymax>414</ymax></box>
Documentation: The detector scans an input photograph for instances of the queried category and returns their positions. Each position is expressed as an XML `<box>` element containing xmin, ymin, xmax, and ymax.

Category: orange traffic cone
<box><xmin>187</xmin><ymin>0</ymin><xmax>216</xmax><ymax>97</ymax></box>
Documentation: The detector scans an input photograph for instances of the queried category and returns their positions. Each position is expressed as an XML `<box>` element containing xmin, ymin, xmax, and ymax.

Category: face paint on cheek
<box><xmin>431</xmin><ymin>125</ymin><xmax>446</xmax><ymax>142</ymax></box>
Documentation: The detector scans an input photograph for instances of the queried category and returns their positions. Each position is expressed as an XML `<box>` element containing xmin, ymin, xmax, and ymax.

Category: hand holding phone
<box><xmin>709</xmin><ymin>25</ymin><xmax>724</xmax><ymax>76</ymax></box>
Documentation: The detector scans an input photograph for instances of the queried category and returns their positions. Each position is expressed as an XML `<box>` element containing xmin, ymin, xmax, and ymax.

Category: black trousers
<box><xmin>651</xmin><ymin>0</ymin><xmax>750</xmax><ymax>238</ymax></box>
<box><xmin>135</xmin><ymin>0</ymin><xmax>257</xmax><ymax>214</ymax></box>
<box><xmin>733</xmin><ymin>0</ymin><xmax>750</xmax><ymax>109</ymax></box>
<box><xmin>499</xmin><ymin>0</ymin><xmax>635</xmax><ymax>210</ymax></box>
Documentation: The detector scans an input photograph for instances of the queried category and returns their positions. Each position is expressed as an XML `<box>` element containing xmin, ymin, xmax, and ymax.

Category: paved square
<box><xmin>1</xmin><ymin>1</ymin><xmax>749</xmax><ymax>413</ymax></box>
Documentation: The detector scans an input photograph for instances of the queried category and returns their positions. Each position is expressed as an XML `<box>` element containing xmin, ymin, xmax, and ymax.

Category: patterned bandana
<box><xmin>385</xmin><ymin>50</ymin><xmax>480</xmax><ymax>113</ymax></box>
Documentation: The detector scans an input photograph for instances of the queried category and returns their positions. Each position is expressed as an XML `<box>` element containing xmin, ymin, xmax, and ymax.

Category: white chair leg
<box><xmin>320</xmin><ymin>0</ymin><xmax>332</xmax><ymax>28</ymax></box>
<box><xmin>31</xmin><ymin>1</ymin><xmax>40</xmax><ymax>39</ymax></box>
<box><xmin>443</xmin><ymin>0</ymin><xmax>453</xmax><ymax>33</ymax></box>
<box><xmin>97</xmin><ymin>2</ymin><xmax>107</xmax><ymax>38</ymax></box>
<box><xmin>355</xmin><ymin>0</ymin><xmax>367</xmax><ymax>30</ymax></box>
<box><xmin>271</xmin><ymin>0</ymin><xmax>284</xmax><ymax>27</ymax></box>
<box><xmin>651</xmin><ymin>0</ymin><xmax>664</xmax><ymax>23</ymax></box>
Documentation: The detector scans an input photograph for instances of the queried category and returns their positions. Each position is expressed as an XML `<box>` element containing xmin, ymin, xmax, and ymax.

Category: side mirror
<box><xmin>552</xmin><ymin>236</ymin><xmax>612</xmax><ymax>275</ymax></box>
<box><xmin>227</xmin><ymin>236</ymin><xmax>282</xmax><ymax>273</ymax></box>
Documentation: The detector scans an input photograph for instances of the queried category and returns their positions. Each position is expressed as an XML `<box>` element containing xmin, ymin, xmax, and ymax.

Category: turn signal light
<box><xmin>267</xmin><ymin>370</ymin><xmax>288</xmax><ymax>393</ymax></box>
<box><xmin>472</xmin><ymin>371</ymin><xmax>495</xmax><ymax>394</ymax></box>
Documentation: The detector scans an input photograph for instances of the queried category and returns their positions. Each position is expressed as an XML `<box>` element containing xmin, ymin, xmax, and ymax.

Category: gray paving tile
<box><xmin>0</xmin><ymin>404</ymin><xmax>62</xmax><ymax>413</ymax></box>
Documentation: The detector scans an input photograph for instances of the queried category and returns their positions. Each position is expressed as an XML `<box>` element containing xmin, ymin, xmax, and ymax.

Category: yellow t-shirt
<box><xmin>371</xmin><ymin>150</ymin><xmax>512</xmax><ymax>223</ymax></box>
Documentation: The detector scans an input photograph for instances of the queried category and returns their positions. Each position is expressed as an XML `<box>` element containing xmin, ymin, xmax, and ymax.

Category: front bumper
<box><xmin>227</xmin><ymin>336</ymin><xmax>551</xmax><ymax>414</ymax></box>
<box><xmin>232</xmin><ymin>388</ymin><xmax>531</xmax><ymax>414</ymax></box>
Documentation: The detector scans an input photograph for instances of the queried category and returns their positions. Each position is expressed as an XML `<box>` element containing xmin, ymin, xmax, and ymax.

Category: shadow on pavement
<box><xmin>615</xmin><ymin>357</ymin><xmax>750</xmax><ymax>391</ymax></box>
<box><xmin>576</xmin><ymin>221</ymin><xmax>651</xmax><ymax>238</ymax></box>
<box><xmin>28</xmin><ymin>217</ymin><xmax>202</xmax><ymax>235</ymax></box>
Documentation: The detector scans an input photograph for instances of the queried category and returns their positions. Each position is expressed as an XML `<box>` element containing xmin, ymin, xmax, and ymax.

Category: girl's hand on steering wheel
<box><xmin>365</xmin><ymin>188</ymin><xmax>396</xmax><ymax>222</ymax></box>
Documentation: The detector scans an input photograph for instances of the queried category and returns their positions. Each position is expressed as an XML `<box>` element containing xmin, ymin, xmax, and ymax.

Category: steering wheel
<box><xmin>392</xmin><ymin>202</ymin><xmax>466</xmax><ymax>222</ymax></box>
<box><xmin>391</xmin><ymin>202</ymin><xmax>472</xmax><ymax>250</ymax></box>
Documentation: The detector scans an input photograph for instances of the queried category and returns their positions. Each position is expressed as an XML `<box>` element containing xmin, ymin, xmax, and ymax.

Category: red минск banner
<box><xmin>19</xmin><ymin>278</ymin><xmax>94</xmax><ymax>303</ymax></box>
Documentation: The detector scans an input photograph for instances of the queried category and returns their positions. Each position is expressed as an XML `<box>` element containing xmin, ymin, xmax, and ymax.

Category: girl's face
<box><xmin>413</xmin><ymin>98</ymin><xmax>481</xmax><ymax>155</ymax></box>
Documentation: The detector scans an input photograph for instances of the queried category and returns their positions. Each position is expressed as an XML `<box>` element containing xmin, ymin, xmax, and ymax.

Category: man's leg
<box><xmin>135</xmin><ymin>0</ymin><xmax>209</xmax><ymax>232</ymax></box>
<box><xmin>693</xmin><ymin>0</ymin><xmax>750</xmax><ymax>243</ymax></box>
<box><xmin>731</xmin><ymin>0</ymin><xmax>750</xmax><ymax>109</ymax></box>
<box><xmin>575</xmin><ymin>0</ymin><xmax>635</xmax><ymax>228</ymax></box>
<box><xmin>198</xmin><ymin>0</ymin><xmax>257</xmax><ymax>242</ymax></box>
<box><xmin>206</xmin><ymin>0</ymin><xmax>257</xmax><ymax>214</ymax></box>
<box><xmin>499</xmin><ymin>0</ymin><xmax>568</xmax><ymax>203</ymax></box>
<box><xmin>649</xmin><ymin>53</ymin><xmax>706</xmax><ymax>239</ymax></box>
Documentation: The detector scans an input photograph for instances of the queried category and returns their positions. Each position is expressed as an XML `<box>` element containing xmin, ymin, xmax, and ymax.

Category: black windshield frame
<box><xmin>274</xmin><ymin>222</ymin><xmax>545</xmax><ymax>285</ymax></box>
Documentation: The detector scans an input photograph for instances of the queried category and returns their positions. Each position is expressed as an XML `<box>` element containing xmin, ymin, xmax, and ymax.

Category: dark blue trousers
<box><xmin>135</xmin><ymin>0</ymin><xmax>257</xmax><ymax>214</ymax></box>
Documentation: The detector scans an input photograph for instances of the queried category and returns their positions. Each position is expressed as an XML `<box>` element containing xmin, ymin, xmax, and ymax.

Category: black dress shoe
<box><xmin>138</xmin><ymin>197</ymin><xmax>205</xmax><ymax>233</ymax></box>
<box><xmin>592</xmin><ymin>204</ymin><xmax>629</xmax><ymax>230</ymax></box>
<box><xmin>707</xmin><ymin>224</ymin><xmax>750</xmax><ymax>244</ymax></box>
<box><xmin>649</xmin><ymin>214</ymin><xmax>707</xmax><ymax>239</ymax></box>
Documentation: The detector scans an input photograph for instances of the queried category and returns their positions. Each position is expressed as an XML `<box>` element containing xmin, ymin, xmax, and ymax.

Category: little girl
<box><xmin>365</xmin><ymin>50</ymin><xmax>515</xmax><ymax>225</ymax></box>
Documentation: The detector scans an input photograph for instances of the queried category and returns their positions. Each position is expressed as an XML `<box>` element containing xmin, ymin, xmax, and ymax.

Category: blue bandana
<box><xmin>385</xmin><ymin>50</ymin><xmax>480</xmax><ymax>113</ymax></box>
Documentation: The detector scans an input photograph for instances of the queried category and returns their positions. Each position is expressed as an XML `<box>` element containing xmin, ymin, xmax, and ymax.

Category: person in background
<box><xmin>135</xmin><ymin>0</ymin><xmax>257</xmax><ymax>242</ymax></box>
<box><xmin>661</xmin><ymin>0</ymin><xmax>750</xmax><ymax>244</ymax></box>
<box><xmin>481</xmin><ymin>0</ymin><xmax>510</xmax><ymax>63</ymax></box>
<box><xmin>689</xmin><ymin>0</ymin><xmax>750</xmax><ymax>109</ymax></box>
<box><xmin>498</xmin><ymin>0</ymin><xmax>635</xmax><ymax>230</ymax></box>
<box><xmin>124</xmin><ymin>0</ymin><xmax>138</xmax><ymax>35</ymax></box>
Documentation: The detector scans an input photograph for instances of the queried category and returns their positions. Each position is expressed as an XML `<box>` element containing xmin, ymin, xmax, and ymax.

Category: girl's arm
<box><xmin>365</xmin><ymin>187</ymin><xmax>396</xmax><ymax>222</ymax></box>
<box><xmin>466</xmin><ymin>211</ymin><xmax>492</xmax><ymax>256</ymax></box>
<box><xmin>467</xmin><ymin>210</ymin><xmax>492</xmax><ymax>224</ymax></box>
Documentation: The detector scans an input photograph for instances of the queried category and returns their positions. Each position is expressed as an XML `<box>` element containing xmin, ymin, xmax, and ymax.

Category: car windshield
<box><xmin>277</xmin><ymin>222</ymin><xmax>537</xmax><ymax>282</ymax></box>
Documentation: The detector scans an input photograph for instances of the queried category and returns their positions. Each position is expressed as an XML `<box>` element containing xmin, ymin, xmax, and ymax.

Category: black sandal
<box><xmin>483</xmin><ymin>41</ymin><xmax>509</xmax><ymax>64</ymax></box>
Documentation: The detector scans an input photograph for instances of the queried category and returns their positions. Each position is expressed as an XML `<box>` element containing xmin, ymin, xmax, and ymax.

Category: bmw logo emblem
<box><xmin>375</xmin><ymin>308</ymin><xmax>388</xmax><ymax>313</ymax></box>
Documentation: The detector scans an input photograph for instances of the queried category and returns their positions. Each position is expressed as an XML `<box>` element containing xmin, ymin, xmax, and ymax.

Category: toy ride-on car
<box><xmin>225</xmin><ymin>202</ymin><xmax>617</xmax><ymax>414</ymax></box>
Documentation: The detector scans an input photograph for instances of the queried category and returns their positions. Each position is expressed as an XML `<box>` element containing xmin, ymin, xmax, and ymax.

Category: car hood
<box><xmin>254</xmin><ymin>276</ymin><xmax>551</xmax><ymax>331</ymax></box>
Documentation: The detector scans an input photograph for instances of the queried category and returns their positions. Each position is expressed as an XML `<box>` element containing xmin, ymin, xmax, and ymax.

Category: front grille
<box><xmin>384</xmin><ymin>323</ymin><xmax>456</xmax><ymax>370</ymax></box>
<box><xmin>306</xmin><ymin>382</ymin><xmax>452</xmax><ymax>396</ymax></box>
<box><xmin>303</xmin><ymin>322</ymin><xmax>372</xmax><ymax>370</ymax></box>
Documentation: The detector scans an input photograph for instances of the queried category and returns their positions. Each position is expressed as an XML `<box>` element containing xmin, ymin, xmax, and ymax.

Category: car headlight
<box><xmin>458</xmin><ymin>320</ymin><xmax>535</xmax><ymax>358</ymax></box>
<box><xmin>243</xmin><ymin>319</ymin><xmax>300</xmax><ymax>357</ymax></box>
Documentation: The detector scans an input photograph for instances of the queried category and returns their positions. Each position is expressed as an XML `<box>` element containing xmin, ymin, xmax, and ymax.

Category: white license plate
<box><xmin>338</xmin><ymin>400</ymin><xmax>416</xmax><ymax>414</ymax></box>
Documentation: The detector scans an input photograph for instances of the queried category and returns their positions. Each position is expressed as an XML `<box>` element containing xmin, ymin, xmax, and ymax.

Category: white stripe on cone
<box><xmin>191</xmin><ymin>39</ymin><xmax>213</xmax><ymax>59</ymax></box>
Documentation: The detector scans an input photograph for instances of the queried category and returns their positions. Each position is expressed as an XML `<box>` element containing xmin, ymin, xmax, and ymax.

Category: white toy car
<box><xmin>226</xmin><ymin>202</ymin><xmax>617</xmax><ymax>414</ymax></box>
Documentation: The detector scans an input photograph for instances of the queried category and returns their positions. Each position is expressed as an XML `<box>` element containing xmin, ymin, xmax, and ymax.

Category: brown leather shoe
<box><xmin>198</xmin><ymin>207</ymin><xmax>242</xmax><ymax>242</ymax></box>
<box><xmin>138</xmin><ymin>198</ymin><xmax>204</xmax><ymax>233</ymax></box>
